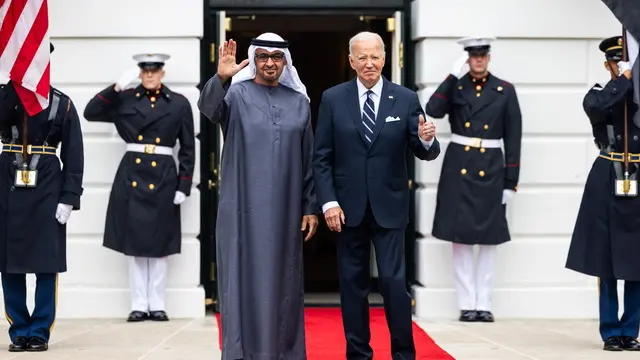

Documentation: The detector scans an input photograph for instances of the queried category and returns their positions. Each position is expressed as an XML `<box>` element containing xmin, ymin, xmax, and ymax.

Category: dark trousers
<box><xmin>336</xmin><ymin>205</ymin><xmax>415</xmax><ymax>360</ymax></box>
<box><xmin>2</xmin><ymin>273</ymin><xmax>58</xmax><ymax>343</ymax></box>
<box><xmin>599</xmin><ymin>278</ymin><xmax>640</xmax><ymax>341</ymax></box>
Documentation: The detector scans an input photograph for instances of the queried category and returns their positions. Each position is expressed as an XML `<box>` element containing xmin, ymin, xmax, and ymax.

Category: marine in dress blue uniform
<box><xmin>0</xmin><ymin>43</ymin><xmax>85</xmax><ymax>352</ymax></box>
<box><xmin>566</xmin><ymin>35</ymin><xmax>640</xmax><ymax>352</ymax></box>
<box><xmin>425</xmin><ymin>36</ymin><xmax>522</xmax><ymax>323</ymax></box>
<box><xmin>83</xmin><ymin>53</ymin><xmax>195</xmax><ymax>322</ymax></box>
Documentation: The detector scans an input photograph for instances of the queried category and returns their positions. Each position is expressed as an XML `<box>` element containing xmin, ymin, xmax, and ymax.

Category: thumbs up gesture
<box><xmin>418</xmin><ymin>114</ymin><xmax>436</xmax><ymax>141</ymax></box>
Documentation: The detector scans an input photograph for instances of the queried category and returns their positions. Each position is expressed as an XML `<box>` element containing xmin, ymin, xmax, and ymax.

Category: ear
<box><xmin>160</xmin><ymin>69</ymin><xmax>165</xmax><ymax>79</ymax></box>
<box><xmin>348</xmin><ymin>54</ymin><xmax>356</xmax><ymax>70</ymax></box>
<box><xmin>604</xmin><ymin>60</ymin><xmax>610</xmax><ymax>71</ymax></box>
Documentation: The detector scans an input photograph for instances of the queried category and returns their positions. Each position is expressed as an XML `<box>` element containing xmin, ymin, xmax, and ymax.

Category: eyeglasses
<box><xmin>255</xmin><ymin>53</ymin><xmax>285</xmax><ymax>62</ymax></box>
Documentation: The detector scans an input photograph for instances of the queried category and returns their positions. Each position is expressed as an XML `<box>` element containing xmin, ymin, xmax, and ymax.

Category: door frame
<box><xmin>198</xmin><ymin>0</ymin><xmax>417</xmax><ymax>310</ymax></box>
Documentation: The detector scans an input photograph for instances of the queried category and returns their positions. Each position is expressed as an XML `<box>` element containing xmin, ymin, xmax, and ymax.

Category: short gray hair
<box><xmin>348</xmin><ymin>31</ymin><xmax>385</xmax><ymax>56</ymax></box>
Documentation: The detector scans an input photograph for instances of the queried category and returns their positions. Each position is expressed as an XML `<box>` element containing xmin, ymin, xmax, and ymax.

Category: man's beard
<box><xmin>259</xmin><ymin>67</ymin><xmax>280</xmax><ymax>83</ymax></box>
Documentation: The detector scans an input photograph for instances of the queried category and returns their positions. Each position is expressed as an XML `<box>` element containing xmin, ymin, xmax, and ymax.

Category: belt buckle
<box><xmin>144</xmin><ymin>144</ymin><xmax>156</xmax><ymax>154</ymax></box>
<box><xmin>26</xmin><ymin>145</ymin><xmax>32</xmax><ymax>154</ymax></box>
<box><xmin>469</xmin><ymin>137</ymin><xmax>482</xmax><ymax>148</ymax></box>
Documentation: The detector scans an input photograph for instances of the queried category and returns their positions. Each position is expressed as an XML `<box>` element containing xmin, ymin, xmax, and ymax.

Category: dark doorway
<box><xmin>226</xmin><ymin>14</ymin><xmax>393</xmax><ymax>296</ymax></box>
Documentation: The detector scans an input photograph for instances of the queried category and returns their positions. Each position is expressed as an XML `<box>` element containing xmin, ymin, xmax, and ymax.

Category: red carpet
<box><xmin>216</xmin><ymin>307</ymin><xmax>454</xmax><ymax>359</ymax></box>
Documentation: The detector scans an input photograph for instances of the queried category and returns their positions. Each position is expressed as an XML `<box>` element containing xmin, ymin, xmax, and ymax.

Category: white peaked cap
<box><xmin>456</xmin><ymin>36</ymin><xmax>495</xmax><ymax>52</ymax></box>
<box><xmin>132</xmin><ymin>53</ymin><xmax>171</xmax><ymax>63</ymax></box>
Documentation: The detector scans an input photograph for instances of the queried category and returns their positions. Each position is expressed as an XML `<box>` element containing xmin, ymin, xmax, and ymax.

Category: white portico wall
<box><xmin>0</xmin><ymin>0</ymin><xmax>205</xmax><ymax>318</ymax></box>
<box><xmin>411</xmin><ymin>0</ymin><xmax>622</xmax><ymax>319</ymax></box>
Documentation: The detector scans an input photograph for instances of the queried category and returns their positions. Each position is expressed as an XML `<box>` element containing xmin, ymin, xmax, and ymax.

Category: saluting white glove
<box><xmin>55</xmin><ymin>203</ymin><xmax>73</xmax><ymax>225</ymax></box>
<box><xmin>173</xmin><ymin>191</ymin><xmax>186</xmax><ymax>205</ymax></box>
<box><xmin>450</xmin><ymin>53</ymin><xmax>469</xmax><ymax>78</ymax></box>
<box><xmin>502</xmin><ymin>189</ymin><xmax>515</xmax><ymax>205</ymax></box>
<box><xmin>115</xmin><ymin>67</ymin><xmax>141</xmax><ymax>92</ymax></box>
<box><xmin>618</xmin><ymin>61</ymin><xmax>632</xmax><ymax>76</ymax></box>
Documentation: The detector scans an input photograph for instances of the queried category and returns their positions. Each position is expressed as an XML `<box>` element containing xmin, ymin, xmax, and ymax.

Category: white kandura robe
<box><xmin>198</xmin><ymin>74</ymin><xmax>316</xmax><ymax>360</ymax></box>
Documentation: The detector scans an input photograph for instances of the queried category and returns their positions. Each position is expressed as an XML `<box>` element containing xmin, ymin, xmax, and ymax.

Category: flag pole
<box><xmin>622</xmin><ymin>26</ymin><xmax>631</xmax><ymax>193</ymax></box>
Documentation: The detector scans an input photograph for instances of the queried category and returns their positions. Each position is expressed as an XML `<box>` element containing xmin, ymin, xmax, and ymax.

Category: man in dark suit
<box><xmin>313</xmin><ymin>31</ymin><xmax>441</xmax><ymax>360</ymax></box>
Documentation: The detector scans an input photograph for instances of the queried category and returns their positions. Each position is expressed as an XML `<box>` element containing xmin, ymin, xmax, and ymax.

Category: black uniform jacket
<box><xmin>566</xmin><ymin>75</ymin><xmax>640</xmax><ymax>281</ymax></box>
<box><xmin>425</xmin><ymin>72</ymin><xmax>522</xmax><ymax>245</ymax></box>
<box><xmin>0</xmin><ymin>82</ymin><xmax>84</xmax><ymax>273</ymax></box>
<box><xmin>83</xmin><ymin>84</ymin><xmax>195</xmax><ymax>257</ymax></box>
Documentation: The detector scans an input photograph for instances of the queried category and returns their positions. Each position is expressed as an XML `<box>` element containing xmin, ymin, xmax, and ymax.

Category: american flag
<box><xmin>0</xmin><ymin>0</ymin><xmax>50</xmax><ymax>116</ymax></box>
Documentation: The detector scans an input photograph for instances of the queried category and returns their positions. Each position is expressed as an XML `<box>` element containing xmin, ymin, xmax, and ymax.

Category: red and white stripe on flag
<box><xmin>0</xmin><ymin>0</ymin><xmax>50</xmax><ymax>116</ymax></box>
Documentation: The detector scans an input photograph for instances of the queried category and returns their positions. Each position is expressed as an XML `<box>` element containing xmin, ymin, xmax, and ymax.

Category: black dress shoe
<box><xmin>621</xmin><ymin>336</ymin><xmax>640</xmax><ymax>351</ymax></box>
<box><xmin>149</xmin><ymin>310</ymin><xmax>169</xmax><ymax>321</ymax></box>
<box><xmin>127</xmin><ymin>310</ymin><xmax>148</xmax><ymax>322</ymax></box>
<box><xmin>603</xmin><ymin>336</ymin><xmax>624</xmax><ymax>351</ymax></box>
<box><xmin>8</xmin><ymin>336</ymin><xmax>28</xmax><ymax>352</ymax></box>
<box><xmin>477</xmin><ymin>310</ymin><xmax>495</xmax><ymax>323</ymax></box>
<box><xmin>458</xmin><ymin>310</ymin><xmax>477</xmax><ymax>322</ymax></box>
<box><xmin>26</xmin><ymin>336</ymin><xmax>48</xmax><ymax>352</ymax></box>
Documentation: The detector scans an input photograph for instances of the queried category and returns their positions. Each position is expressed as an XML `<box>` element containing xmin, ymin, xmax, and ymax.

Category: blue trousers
<box><xmin>599</xmin><ymin>278</ymin><xmax>640</xmax><ymax>341</ymax></box>
<box><xmin>2</xmin><ymin>273</ymin><xmax>58</xmax><ymax>343</ymax></box>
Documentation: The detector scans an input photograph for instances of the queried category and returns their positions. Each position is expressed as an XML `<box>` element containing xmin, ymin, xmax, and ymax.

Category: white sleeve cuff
<box><xmin>322</xmin><ymin>201</ymin><xmax>340</xmax><ymax>214</ymax></box>
<box><xmin>420</xmin><ymin>137</ymin><xmax>434</xmax><ymax>149</ymax></box>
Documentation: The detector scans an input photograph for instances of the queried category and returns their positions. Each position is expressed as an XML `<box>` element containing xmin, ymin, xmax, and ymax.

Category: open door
<box><xmin>399</xmin><ymin>1</ymin><xmax>419</xmax><ymax>292</ymax></box>
<box><xmin>390</xmin><ymin>11</ymin><xmax>403</xmax><ymax>84</ymax></box>
<box><xmin>199</xmin><ymin>9</ymin><xmax>227</xmax><ymax>313</ymax></box>
<box><xmin>217</xmin><ymin>12</ymin><xmax>228</xmax><ymax>156</ymax></box>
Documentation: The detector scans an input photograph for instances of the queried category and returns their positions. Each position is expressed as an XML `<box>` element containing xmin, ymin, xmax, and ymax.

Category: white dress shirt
<box><xmin>321</xmin><ymin>77</ymin><xmax>434</xmax><ymax>214</ymax></box>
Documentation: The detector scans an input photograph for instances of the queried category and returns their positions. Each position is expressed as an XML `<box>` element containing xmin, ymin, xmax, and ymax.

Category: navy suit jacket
<box><xmin>313</xmin><ymin>77</ymin><xmax>441</xmax><ymax>229</ymax></box>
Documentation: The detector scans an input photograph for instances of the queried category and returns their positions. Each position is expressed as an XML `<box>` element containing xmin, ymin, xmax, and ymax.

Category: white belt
<box><xmin>126</xmin><ymin>143</ymin><xmax>173</xmax><ymax>155</ymax></box>
<box><xmin>450</xmin><ymin>134</ymin><xmax>502</xmax><ymax>148</ymax></box>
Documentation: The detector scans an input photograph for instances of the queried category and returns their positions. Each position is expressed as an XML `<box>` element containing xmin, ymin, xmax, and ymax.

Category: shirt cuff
<box><xmin>420</xmin><ymin>137</ymin><xmax>434</xmax><ymax>149</ymax></box>
<box><xmin>322</xmin><ymin>201</ymin><xmax>340</xmax><ymax>214</ymax></box>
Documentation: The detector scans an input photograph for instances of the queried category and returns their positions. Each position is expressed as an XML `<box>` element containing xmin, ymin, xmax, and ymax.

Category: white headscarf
<box><xmin>231</xmin><ymin>32</ymin><xmax>309</xmax><ymax>102</ymax></box>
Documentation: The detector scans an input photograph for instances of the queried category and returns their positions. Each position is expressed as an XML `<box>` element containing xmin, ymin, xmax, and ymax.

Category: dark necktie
<box><xmin>362</xmin><ymin>90</ymin><xmax>376</xmax><ymax>143</ymax></box>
